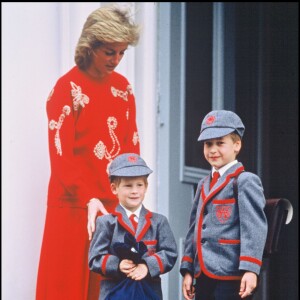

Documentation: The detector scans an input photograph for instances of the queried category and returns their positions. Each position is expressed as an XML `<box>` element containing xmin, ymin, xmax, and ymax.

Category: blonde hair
<box><xmin>229</xmin><ymin>132</ymin><xmax>242</xmax><ymax>142</ymax></box>
<box><xmin>229</xmin><ymin>132</ymin><xmax>242</xmax><ymax>155</ymax></box>
<box><xmin>75</xmin><ymin>5</ymin><xmax>140</xmax><ymax>70</ymax></box>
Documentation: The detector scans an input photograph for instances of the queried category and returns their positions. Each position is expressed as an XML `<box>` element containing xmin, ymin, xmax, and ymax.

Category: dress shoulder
<box><xmin>111</xmin><ymin>71</ymin><xmax>130</xmax><ymax>83</ymax></box>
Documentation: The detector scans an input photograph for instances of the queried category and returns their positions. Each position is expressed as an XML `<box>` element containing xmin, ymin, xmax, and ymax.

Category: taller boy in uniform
<box><xmin>180</xmin><ymin>110</ymin><xmax>268</xmax><ymax>300</ymax></box>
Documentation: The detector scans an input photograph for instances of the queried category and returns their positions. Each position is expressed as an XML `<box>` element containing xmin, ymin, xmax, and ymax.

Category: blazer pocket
<box><xmin>212</xmin><ymin>198</ymin><xmax>237</xmax><ymax>225</ymax></box>
<box><xmin>218</xmin><ymin>239</ymin><xmax>240</xmax><ymax>244</ymax></box>
<box><xmin>143</xmin><ymin>240</ymin><xmax>157</xmax><ymax>255</ymax></box>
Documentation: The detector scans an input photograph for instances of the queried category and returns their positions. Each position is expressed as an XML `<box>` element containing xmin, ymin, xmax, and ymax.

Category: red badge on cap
<box><xmin>128</xmin><ymin>156</ymin><xmax>138</xmax><ymax>163</ymax></box>
<box><xmin>206</xmin><ymin>115</ymin><xmax>216</xmax><ymax>125</ymax></box>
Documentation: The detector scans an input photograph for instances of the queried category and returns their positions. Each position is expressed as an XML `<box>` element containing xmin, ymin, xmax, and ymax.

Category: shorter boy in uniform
<box><xmin>89</xmin><ymin>153</ymin><xmax>178</xmax><ymax>300</ymax></box>
<box><xmin>180</xmin><ymin>110</ymin><xmax>268</xmax><ymax>300</ymax></box>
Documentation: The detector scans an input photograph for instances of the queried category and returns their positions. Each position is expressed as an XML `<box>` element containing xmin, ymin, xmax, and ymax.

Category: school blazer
<box><xmin>180</xmin><ymin>162</ymin><xmax>268</xmax><ymax>280</ymax></box>
<box><xmin>89</xmin><ymin>204</ymin><xmax>178</xmax><ymax>299</ymax></box>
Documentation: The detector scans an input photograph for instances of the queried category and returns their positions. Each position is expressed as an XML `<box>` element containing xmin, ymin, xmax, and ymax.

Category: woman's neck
<box><xmin>84</xmin><ymin>67</ymin><xmax>106</xmax><ymax>82</ymax></box>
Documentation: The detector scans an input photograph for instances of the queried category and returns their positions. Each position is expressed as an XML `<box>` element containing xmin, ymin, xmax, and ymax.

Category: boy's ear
<box><xmin>110</xmin><ymin>183</ymin><xmax>118</xmax><ymax>195</ymax></box>
<box><xmin>234</xmin><ymin>140</ymin><xmax>242</xmax><ymax>153</ymax></box>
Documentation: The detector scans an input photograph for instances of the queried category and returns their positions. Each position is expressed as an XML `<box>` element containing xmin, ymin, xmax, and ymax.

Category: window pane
<box><xmin>185</xmin><ymin>3</ymin><xmax>213</xmax><ymax>169</ymax></box>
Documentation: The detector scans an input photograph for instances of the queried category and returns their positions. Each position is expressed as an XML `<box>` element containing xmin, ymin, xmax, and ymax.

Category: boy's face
<box><xmin>110</xmin><ymin>177</ymin><xmax>148</xmax><ymax>212</ymax></box>
<box><xmin>203</xmin><ymin>135</ymin><xmax>241</xmax><ymax>170</ymax></box>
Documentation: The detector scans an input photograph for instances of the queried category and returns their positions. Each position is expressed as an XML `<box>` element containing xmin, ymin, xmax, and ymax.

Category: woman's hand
<box><xmin>87</xmin><ymin>198</ymin><xmax>109</xmax><ymax>240</ymax></box>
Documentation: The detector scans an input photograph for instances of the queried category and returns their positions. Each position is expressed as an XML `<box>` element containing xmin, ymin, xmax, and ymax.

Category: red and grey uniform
<box><xmin>89</xmin><ymin>204</ymin><xmax>178</xmax><ymax>300</ymax></box>
<box><xmin>180</xmin><ymin>162</ymin><xmax>268</xmax><ymax>280</ymax></box>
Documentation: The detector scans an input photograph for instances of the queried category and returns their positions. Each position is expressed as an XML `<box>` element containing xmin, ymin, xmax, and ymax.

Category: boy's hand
<box><xmin>239</xmin><ymin>271</ymin><xmax>257</xmax><ymax>298</ymax></box>
<box><xmin>182</xmin><ymin>273</ymin><xmax>195</xmax><ymax>299</ymax></box>
<box><xmin>119</xmin><ymin>259</ymin><xmax>137</xmax><ymax>275</ymax></box>
<box><xmin>127</xmin><ymin>263</ymin><xmax>148</xmax><ymax>281</ymax></box>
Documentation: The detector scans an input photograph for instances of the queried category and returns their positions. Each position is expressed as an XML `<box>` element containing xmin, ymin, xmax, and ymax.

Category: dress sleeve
<box><xmin>46</xmin><ymin>80</ymin><xmax>96</xmax><ymax>205</ymax></box>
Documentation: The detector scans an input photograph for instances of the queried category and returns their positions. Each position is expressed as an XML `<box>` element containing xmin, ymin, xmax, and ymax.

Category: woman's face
<box><xmin>89</xmin><ymin>42</ymin><xmax>129</xmax><ymax>79</ymax></box>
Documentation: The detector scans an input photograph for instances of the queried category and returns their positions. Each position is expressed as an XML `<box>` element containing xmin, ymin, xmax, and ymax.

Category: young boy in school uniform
<box><xmin>180</xmin><ymin>110</ymin><xmax>268</xmax><ymax>300</ymax></box>
<box><xmin>89</xmin><ymin>153</ymin><xmax>178</xmax><ymax>300</ymax></box>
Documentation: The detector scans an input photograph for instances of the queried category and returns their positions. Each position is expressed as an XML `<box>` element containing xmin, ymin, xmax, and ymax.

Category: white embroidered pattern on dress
<box><xmin>132</xmin><ymin>131</ymin><xmax>139</xmax><ymax>146</ymax></box>
<box><xmin>70</xmin><ymin>81</ymin><xmax>89</xmax><ymax>110</ymax></box>
<box><xmin>127</xmin><ymin>84</ymin><xmax>133</xmax><ymax>95</ymax></box>
<box><xmin>94</xmin><ymin>117</ymin><xmax>121</xmax><ymax>162</ymax></box>
<box><xmin>49</xmin><ymin>105</ymin><xmax>71</xmax><ymax>156</ymax></box>
<box><xmin>111</xmin><ymin>84</ymin><xmax>133</xmax><ymax>102</ymax></box>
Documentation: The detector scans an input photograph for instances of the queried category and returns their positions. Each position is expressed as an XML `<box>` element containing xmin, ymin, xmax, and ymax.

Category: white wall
<box><xmin>2</xmin><ymin>2</ymin><xmax>157</xmax><ymax>299</ymax></box>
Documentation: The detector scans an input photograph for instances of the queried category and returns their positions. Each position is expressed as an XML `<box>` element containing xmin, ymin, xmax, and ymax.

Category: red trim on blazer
<box><xmin>144</xmin><ymin>240</ymin><xmax>157</xmax><ymax>245</ymax></box>
<box><xmin>152</xmin><ymin>253</ymin><xmax>164</xmax><ymax>273</ymax></box>
<box><xmin>195</xmin><ymin>204</ymin><xmax>206</xmax><ymax>279</ymax></box>
<box><xmin>181</xmin><ymin>256</ymin><xmax>193</xmax><ymax>263</ymax></box>
<box><xmin>213</xmin><ymin>198</ymin><xmax>236</xmax><ymax>204</ymax></box>
<box><xmin>218</xmin><ymin>239</ymin><xmax>240</xmax><ymax>244</ymax></box>
<box><xmin>203</xmin><ymin>166</ymin><xmax>245</xmax><ymax>204</ymax></box>
<box><xmin>112</xmin><ymin>209</ymin><xmax>153</xmax><ymax>242</ymax></box>
<box><xmin>102</xmin><ymin>254</ymin><xmax>111</xmax><ymax>275</ymax></box>
<box><xmin>202</xmin><ymin>270</ymin><xmax>242</xmax><ymax>280</ymax></box>
<box><xmin>240</xmin><ymin>256</ymin><xmax>262</xmax><ymax>266</ymax></box>
<box><xmin>112</xmin><ymin>211</ymin><xmax>136</xmax><ymax>236</ymax></box>
<box><xmin>195</xmin><ymin>270</ymin><xmax>201</xmax><ymax>278</ymax></box>
<box><xmin>136</xmin><ymin>210</ymin><xmax>153</xmax><ymax>242</ymax></box>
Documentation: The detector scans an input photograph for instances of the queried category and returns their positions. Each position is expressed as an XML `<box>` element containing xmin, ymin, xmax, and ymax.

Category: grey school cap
<box><xmin>198</xmin><ymin>110</ymin><xmax>245</xmax><ymax>141</ymax></box>
<box><xmin>109</xmin><ymin>153</ymin><xmax>153</xmax><ymax>177</ymax></box>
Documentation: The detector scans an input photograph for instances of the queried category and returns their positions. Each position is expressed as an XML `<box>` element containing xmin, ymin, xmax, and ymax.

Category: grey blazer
<box><xmin>180</xmin><ymin>162</ymin><xmax>268</xmax><ymax>280</ymax></box>
<box><xmin>89</xmin><ymin>204</ymin><xmax>178</xmax><ymax>300</ymax></box>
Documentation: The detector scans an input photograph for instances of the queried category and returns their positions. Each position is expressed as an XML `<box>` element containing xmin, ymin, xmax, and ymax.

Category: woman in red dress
<box><xmin>36</xmin><ymin>5</ymin><xmax>141</xmax><ymax>300</ymax></box>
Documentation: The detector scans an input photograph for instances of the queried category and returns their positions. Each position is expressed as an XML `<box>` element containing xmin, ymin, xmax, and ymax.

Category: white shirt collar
<box><xmin>120</xmin><ymin>204</ymin><xmax>142</xmax><ymax>219</ymax></box>
<box><xmin>212</xmin><ymin>160</ymin><xmax>238</xmax><ymax>177</ymax></box>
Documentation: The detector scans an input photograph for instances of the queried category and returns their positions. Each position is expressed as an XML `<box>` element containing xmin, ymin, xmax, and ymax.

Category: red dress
<box><xmin>36</xmin><ymin>66</ymin><xmax>140</xmax><ymax>300</ymax></box>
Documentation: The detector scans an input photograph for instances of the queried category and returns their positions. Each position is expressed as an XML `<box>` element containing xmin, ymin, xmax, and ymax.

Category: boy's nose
<box><xmin>131</xmin><ymin>187</ymin><xmax>138</xmax><ymax>193</ymax></box>
<box><xmin>210</xmin><ymin>147</ymin><xmax>217</xmax><ymax>153</ymax></box>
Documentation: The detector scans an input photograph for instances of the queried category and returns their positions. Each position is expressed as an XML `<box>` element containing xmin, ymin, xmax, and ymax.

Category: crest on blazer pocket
<box><xmin>212</xmin><ymin>198</ymin><xmax>236</xmax><ymax>224</ymax></box>
<box><xmin>216</xmin><ymin>205</ymin><xmax>233</xmax><ymax>223</ymax></box>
